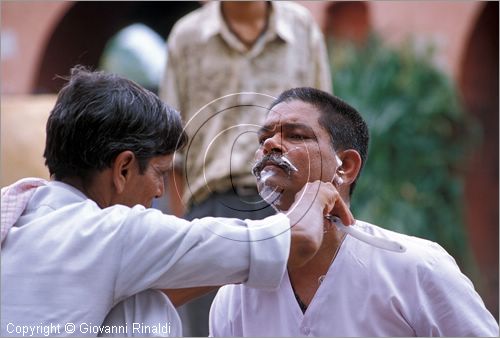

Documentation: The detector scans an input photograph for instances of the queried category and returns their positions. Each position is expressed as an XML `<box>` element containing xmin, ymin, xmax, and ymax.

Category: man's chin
<box><xmin>257</xmin><ymin>186</ymin><xmax>296</xmax><ymax>212</ymax></box>
<box><xmin>257</xmin><ymin>174</ymin><xmax>289</xmax><ymax>189</ymax></box>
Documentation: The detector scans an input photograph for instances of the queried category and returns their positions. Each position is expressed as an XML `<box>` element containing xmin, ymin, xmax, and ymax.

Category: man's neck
<box><xmin>61</xmin><ymin>172</ymin><xmax>112</xmax><ymax>209</ymax></box>
<box><xmin>221</xmin><ymin>1</ymin><xmax>270</xmax><ymax>48</ymax></box>
<box><xmin>222</xmin><ymin>1</ymin><xmax>269</xmax><ymax>23</ymax></box>
<box><xmin>288</xmin><ymin>228</ymin><xmax>346</xmax><ymax>307</ymax></box>
<box><xmin>288</xmin><ymin>227</ymin><xmax>346</xmax><ymax>274</ymax></box>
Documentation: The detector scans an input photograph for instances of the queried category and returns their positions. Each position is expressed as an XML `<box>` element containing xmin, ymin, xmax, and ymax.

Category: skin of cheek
<box><xmin>255</xmin><ymin>144</ymin><xmax>337</xmax><ymax>209</ymax></box>
<box><xmin>293</xmin><ymin>149</ymin><xmax>335</xmax><ymax>186</ymax></box>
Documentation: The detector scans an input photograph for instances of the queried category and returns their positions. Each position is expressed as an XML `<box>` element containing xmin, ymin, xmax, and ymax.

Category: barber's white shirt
<box><xmin>210</xmin><ymin>220</ymin><xmax>499</xmax><ymax>337</ymax></box>
<box><xmin>1</xmin><ymin>181</ymin><xmax>291</xmax><ymax>337</ymax></box>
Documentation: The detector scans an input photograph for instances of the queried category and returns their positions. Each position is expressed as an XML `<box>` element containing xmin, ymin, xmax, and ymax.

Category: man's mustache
<box><xmin>252</xmin><ymin>153</ymin><xmax>298</xmax><ymax>179</ymax></box>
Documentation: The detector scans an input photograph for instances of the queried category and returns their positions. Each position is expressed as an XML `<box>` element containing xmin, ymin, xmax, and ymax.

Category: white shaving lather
<box><xmin>333</xmin><ymin>154</ymin><xmax>344</xmax><ymax>185</ymax></box>
<box><xmin>280</xmin><ymin>156</ymin><xmax>298</xmax><ymax>172</ymax></box>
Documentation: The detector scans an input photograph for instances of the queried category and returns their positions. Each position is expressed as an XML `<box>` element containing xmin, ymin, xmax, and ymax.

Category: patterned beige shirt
<box><xmin>160</xmin><ymin>1</ymin><xmax>332</xmax><ymax>205</ymax></box>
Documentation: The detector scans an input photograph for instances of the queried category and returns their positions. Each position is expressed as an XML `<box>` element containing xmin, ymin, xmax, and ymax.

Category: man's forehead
<box><xmin>263</xmin><ymin>101</ymin><xmax>319</xmax><ymax>128</ymax></box>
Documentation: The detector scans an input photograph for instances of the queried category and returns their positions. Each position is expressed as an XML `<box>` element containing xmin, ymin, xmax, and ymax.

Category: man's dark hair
<box><xmin>269</xmin><ymin>87</ymin><xmax>369</xmax><ymax>195</ymax></box>
<box><xmin>44</xmin><ymin>65</ymin><xmax>188</xmax><ymax>180</ymax></box>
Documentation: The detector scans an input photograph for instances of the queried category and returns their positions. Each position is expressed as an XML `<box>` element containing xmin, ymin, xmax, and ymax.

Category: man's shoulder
<box><xmin>168</xmin><ymin>4</ymin><xmax>213</xmax><ymax>44</ymax></box>
<box><xmin>357</xmin><ymin>220</ymin><xmax>442</xmax><ymax>248</ymax></box>
<box><xmin>274</xmin><ymin>1</ymin><xmax>318</xmax><ymax>26</ymax></box>
<box><xmin>276</xmin><ymin>2</ymin><xmax>312</xmax><ymax>17</ymax></box>
<box><xmin>356</xmin><ymin>220</ymin><xmax>457</xmax><ymax>271</ymax></box>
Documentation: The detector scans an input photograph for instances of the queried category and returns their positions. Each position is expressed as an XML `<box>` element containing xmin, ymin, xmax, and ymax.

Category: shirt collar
<box><xmin>199</xmin><ymin>1</ymin><xmax>221</xmax><ymax>42</ymax></box>
<box><xmin>272</xmin><ymin>2</ymin><xmax>295</xmax><ymax>44</ymax></box>
<box><xmin>199</xmin><ymin>1</ymin><xmax>295</xmax><ymax>45</ymax></box>
<box><xmin>49</xmin><ymin>180</ymin><xmax>89</xmax><ymax>201</ymax></box>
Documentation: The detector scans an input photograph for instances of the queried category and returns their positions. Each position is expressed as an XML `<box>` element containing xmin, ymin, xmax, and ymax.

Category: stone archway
<box><xmin>34</xmin><ymin>1</ymin><xmax>199</xmax><ymax>93</ymax></box>
<box><xmin>459</xmin><ymin>1</ymin><xmax>499</xmax><ymax>319</ymax></box>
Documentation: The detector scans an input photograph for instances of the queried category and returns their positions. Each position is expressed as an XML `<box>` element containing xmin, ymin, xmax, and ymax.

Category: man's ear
<box><xmin>111</xmin><ymin>151</ymin><xmax>136</xmax><ymax>194</ymax></box>
<box><xmin>337</xmin><ymin>149</ymin><xmax>362</xmax><ymax>186</ymax></box>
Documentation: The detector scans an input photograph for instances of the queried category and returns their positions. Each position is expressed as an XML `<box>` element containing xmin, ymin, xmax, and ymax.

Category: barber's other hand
<box><xmin>285</xmin><ymin>181</ymin><xmax>354</xmax><ymax>268</ymax></box>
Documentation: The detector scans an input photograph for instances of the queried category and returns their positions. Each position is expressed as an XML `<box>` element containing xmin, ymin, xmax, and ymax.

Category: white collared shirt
<box><xmin>210</xmin><ymin>220</ymin><xmax>499</xmax><ymax>337</ymax></box>
<box><xmin>1</xmin><ymin>180</ymin><xmax>291</xmax><ymax>336</ymax></box>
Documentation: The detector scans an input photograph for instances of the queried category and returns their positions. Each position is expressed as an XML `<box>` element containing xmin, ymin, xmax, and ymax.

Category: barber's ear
<box><xmin>112</xmin><ymin>151</ymin><xmax>136</xmax><ymax>194</ymax></box>
<box><xmin>337</xmin><ymin>149</ymin><xmax>362</xmax><ymax>186</ymax></box>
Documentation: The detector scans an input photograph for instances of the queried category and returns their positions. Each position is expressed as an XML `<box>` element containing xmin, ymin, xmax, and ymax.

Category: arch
<box><xmin>326</xmin><ymin>1</ymin><xmax>371</xmax><ymax>43</ymax></box>
<box><xmin>459</xmin><ymin>1</ymin><xmax>499</xmax><ymax>319</ymax></box>
<box><xmin>34</xmin><ymin>1</ymin><xmax>199</xmax><ymax>93</ymax></box>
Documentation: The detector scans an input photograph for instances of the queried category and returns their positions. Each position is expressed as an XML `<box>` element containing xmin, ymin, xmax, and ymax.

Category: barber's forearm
<box><xmin>162</xmin><ymin>286</ymin><xmax>219</xmax><ymax>308</ymax></box>
<box><xmin>286</xmin><ymin>204</ymin><xmax>324</xmax><ymax>268</ymax></box>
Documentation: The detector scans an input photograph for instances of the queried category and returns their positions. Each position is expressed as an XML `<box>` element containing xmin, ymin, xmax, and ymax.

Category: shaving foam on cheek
<box><xmin>259</xmin><ymin>186</ymin><xmax>281</xmax><ymax>210</ymax></box>
<box><xmin>259</xmin><ymin>169</ymin><xmax>282</xmax><ymax>210</ymax></box>
<box><xmin>333</xmin><ymin>176</ymin><xmax>344</xmax><ymax>186</ymax></box>
<box><xmin>281</xmin><ymin>156</ymin><xmax>298</xmax><ymax>172</ymax></box>
<box><xmin>253</xmin><ymin>153</ymin><xmax>298</xmax><ymax>209</ymax></box>
<box><xmin>333</xmin><ymin>154</ymin><xmax>344</xmax><ymax>186</ymax></box>
<box><xmin>282</xmin><ymin>147</ymin><xmax>302</xmax><ymax>172</ymax></box>
<box><xmin>335</xmin><ymin>154</ymin><xmax>342</xmax><ymax>167</ymax></box>
<box><xmin>259</xmin><ymin>168</ymin><xmax>274</xmax><ymax>185</ymax></box>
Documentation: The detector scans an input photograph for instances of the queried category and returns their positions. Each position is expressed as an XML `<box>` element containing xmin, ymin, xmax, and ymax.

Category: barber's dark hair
<box><xmin>269</xmin><ymin>87</ymin><xmax>369</xmax><ymax>196</ymax></box>
<box><xmin>44</xmin><ymin>65</ymin><xmax>188</xmax><ymax>181</ymax></box>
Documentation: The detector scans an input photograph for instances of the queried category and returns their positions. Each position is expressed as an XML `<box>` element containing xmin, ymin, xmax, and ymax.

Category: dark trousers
<box><xmin>178</xmin><ymin>188</ymin><xmax>276</xmax><ymax>337</ymax></box>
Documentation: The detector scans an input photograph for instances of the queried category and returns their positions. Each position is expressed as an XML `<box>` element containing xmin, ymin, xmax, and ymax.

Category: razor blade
<box><xmin>325</xmin><ymin>215</ymin><xmax>406</xmax><ymax>253</ymax></box>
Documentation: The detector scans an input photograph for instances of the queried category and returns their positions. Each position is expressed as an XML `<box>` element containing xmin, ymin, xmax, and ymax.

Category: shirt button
<box><xmin>302</xmin><ymin>327</ymin><xmax>311</xmax><ymax>335</ymax></box>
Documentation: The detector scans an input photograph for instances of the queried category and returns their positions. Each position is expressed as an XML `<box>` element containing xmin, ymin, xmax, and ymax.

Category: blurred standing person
<box><xmin>160</xmin><ymin>1</ymin><xmax>332</xmax><ymax>335</ymax></box>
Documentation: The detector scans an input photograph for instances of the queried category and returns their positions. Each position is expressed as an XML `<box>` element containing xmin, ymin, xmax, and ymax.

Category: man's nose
<box><xmin>262</xmin><ymin>134</ymin><xmax>284</xmax><ymax>155</ymax></box>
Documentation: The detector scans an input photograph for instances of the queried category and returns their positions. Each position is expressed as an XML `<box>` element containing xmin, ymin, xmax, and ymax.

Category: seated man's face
<box><xmin>253</xmin><ymin>100</ymin><xmax>339</xmax><ymax>211</ymax></box>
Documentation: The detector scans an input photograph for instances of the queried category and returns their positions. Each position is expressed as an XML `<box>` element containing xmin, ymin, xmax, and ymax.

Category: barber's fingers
<box><xmin>329</xmin><ymin>194</ymin><xmax>354</xmax><ymax>226</ymax></box>
<box><xmin>302</xmin><ymin>181</ymin><xmax>354</xmax><ymax>226</ymax></box>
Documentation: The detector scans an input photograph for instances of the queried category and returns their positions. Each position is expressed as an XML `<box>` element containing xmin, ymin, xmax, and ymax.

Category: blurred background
<box><xmin>1</xmin><ymin>1</ymin><xmax>498</xmax><ymax>320</ymax></box>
